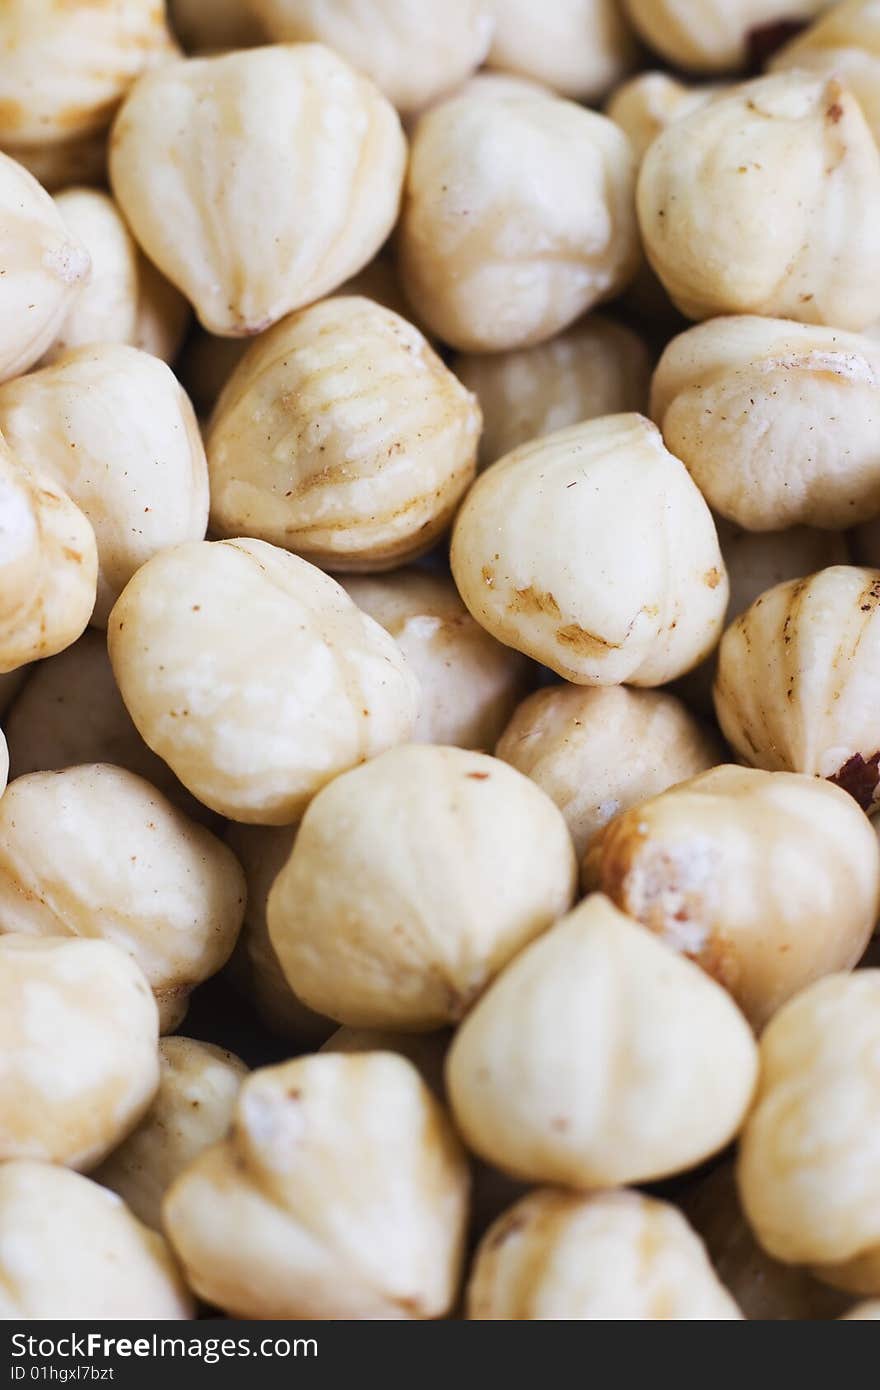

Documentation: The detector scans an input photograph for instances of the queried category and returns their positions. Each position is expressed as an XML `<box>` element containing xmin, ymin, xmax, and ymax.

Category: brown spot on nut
<box><xmin>704</xmin><ymin>568</ymin><xmax>722</xmax><ymax>590</ymax></box>
<box><xmin>511</xmin><ymin>586</ymin><xmax>560</xmax><ymax>618</ymax></box>
<box><xmin>828</xmin><ymin>752</ymin><xmax>880</xmax><ymax>810</ymax></box>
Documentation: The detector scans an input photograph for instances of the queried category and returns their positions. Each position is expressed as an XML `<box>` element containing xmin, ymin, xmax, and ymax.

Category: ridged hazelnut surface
<box><xmin>163</xmin><ymin>1052</ymin><xmax>470</xmax><ymax>1318</ymax></box>
<box><xmin>467</xmin><ymin>1188</ymin><xmax>741</xmax><ymax>1320</ymax></box>
<box><xmin>451</xmin><ymin>414</ymin><xmax>728</xmax><ymax>685</ymax></box>
<box><xmin>622</xmin><ymin>0</ymin><xmax>828</xmax><ymax>74</ymax></box>
<box><xmin>584</xmin><ymin>765</ymin><xmax>879</xmax><ymax>1029</ymax></box>
<box><xmin>206</xmin><ymin>297</ymin><xmax>480</xmax><ymax>570</ymax></box>
<box><xmin>772</xmin><ymin>1</ymin><xmax>880</xmax><ymax>147</ymax></box>
<box><xmin>268</xmin><ymin>745</ymin><xmax>577</xmax><ymax>1030</ymax></box>
<box><xmin>606</xmin><ymin>72</ymin><xmax>725</xmax><ymax>162</ymax></box>
<box><xmin>0</xmin><ymin>935</ymin><xmax>158</xmax><ymax>1168</ymax></box>
<box><xmin>0</xmin><ymin>765</ymin><xmax>246</xmax><ymax>1031</ymax></box>
<box><xmin>638</xmin><ymin>74</ymin><xmax>880</xmax><ymax>329</ymax></box>
<box><xmin>399</xmin><ymin>85</ymin><xmax>640</xmax><ymax>352</ymax></box>
<box><xmin>485</xmin><ymin>0</ymin><xmax>637</xmax><ymax>102</ymax></box>
<box><xmin>109</xmin><ymin>44</ymin><xmax>407</xmax><ymax>336</ymax></box>
<box><xmin>108</xmin><ymin>539</ymin><xmax>419</xmax><ymax>824</ymax></box>
<box><xmin>446</xmin><ymin>893</ymin><xmax>758</xmax><ymax>1187</ymax></box>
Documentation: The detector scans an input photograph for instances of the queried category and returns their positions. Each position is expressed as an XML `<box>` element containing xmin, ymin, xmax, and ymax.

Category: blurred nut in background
<box><xmin>207</xmin><ymin>297</ymin><xmax>480</xmax><ymax>570</ymax></box>
<box><xmin>399</xmin><ymin>85</ymin><xmax>640</xmax><ymax>352</ymax></box>
<box><xmin>637</xmin><ymin>73</ymin><xmax>880</xmax><ymax>329</ymax></box>
<box><xmin>451</xmin><ymin>415</ymin><xmax>728</xmax><ymax>685</ymax></box>
<box><xmin>109</xmin><ymin>45</ymin><xmax>406</xmax><ymax>336</ymax></box>
<box><xmin>468</xmin><ymin>1188</ymin><xmax>741</xmax><ymax>1320</ymax></box>
<box><xmin>268</xmin><ymin>745</ymin><xmax>577</xmax><ymax>1029</ymax></box>
<box><xmin>495</xmin><ymin>684</ymin><xmax>722</xmax><ymax>860</ymax></box>
<box><xmin>454</xmin><ymin>315</ymin><xmax>651</xmax><ymax>470</ymax></box>
<box><xmin>584</xmin><ymin>765</ymin><xmax>880</xmax><ymax>1029</ymax></box>
<box><xmin>446</xmin><ymin>894</ymin><xmax>758</xmax><ymax>1187</ymax></box>
<box><xmin>0</xmin><ymin>936</ymin><xmax>158</xmax><ymax>1168</ymax></box>
<box><xmin>606</xmin><ymin>72</ymin><xmax>725</xmax><ymax>163</ymax></box>
<box><xmin>108</xmin><ymin>539</ymin><xmax>419</xmax><ymax>824</ymax></box>
<box><xmin>771</xmin><ymin>0</ymin><xmax>880</xmax><ymax>147</ymax></box>
<box><xmin>95</xmin><ymin>1037</ymin><xmax>248</xmax><ymax>1230</ymax></box>
<box><xmin>485</xmin><ymin>0</ymin><xmax>637</xmax><ymax>102</ymax></box>
<box><xmin>621</xmin><ymin>0</ymin><xmax>827</xmax><ymax>74</ymax></box>
<box><xmin>163</xmin><ymin>1052</ymin><xmax>470</xmax><ymax>1318</ymax></box>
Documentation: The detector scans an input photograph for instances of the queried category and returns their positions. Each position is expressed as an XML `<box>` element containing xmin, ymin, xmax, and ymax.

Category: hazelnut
<box><xmin>206</xmin><ymin>296</ymin><xmax>480</xmax><ymax>570</ymax></box>
<box><xmin>95</xmin><ymin>1036</ymin><xmax>248</xmax><ymax>1230</ymax></box>
<box><xmin>445</xmin><ymin>893</ymin><xmax>758</xmax><ymax>1187</ymax></box>
<box><xmin>342</xmin><ymin>569</ymin><xmax>531</xmax><ymax>749</ymax></box>
<box><xmin>450</xmin><ymin>414</ymin><xmax>728</xmax><ymax>686</ymax></box>
<box><xmin>637</xmin><ymin>73</ymin><xmax>880</xmax><ymax>329</ymax></box>
<box><xmin>0</xmin><ymin>344</ymin><xmax>209</xmax><ymax>626</ymax></box>
<box><xmin>0</xmin><ymin>765</ymin><xmax>246</xmax><ymax>1031</ymax></box>
<box><xmin>109</xmin><ymin>44</ymin><xmax>407</xmax><ymax>336</ymax></box>
<box><xmin>163</xmin><ymin>1052</ymin><xmax>470</xmax><ymax>1318</ymax></box>
<box><xmin>107</xmin><ymin>539</ymin><xmax>419</xmax><ymax>824</ymax></box>
<box><xmin>321</xmin><ymin>1026</ymin><xmax>449</xmax><ymax>1099</ymax></box>
<box><xmin>467</xmin><ymin>1188</ymin><xmax>741</xmax><ymax>1319</ymax></box>
<box><xmin>132</xmin><ymin>254</ymin><xmax>191</xmax><ymax>364</ymax></box>
<box><xmin>583</xmin><ymin>765</ymin><xmax>880</xmax><ymax>1029</ymax></box>
<box><xmin>454</xmin><ymin>315</ymin><xmax>651</xmax><ymax>470</ymax></box>
<box><xmin>606</xmin><ymin>71</ymin><xmax>726</xmax><ymax>163</ymax></box>
<box><xmin>621</xmin><ymin>0</ymin><xmax>828</xmax><ymax>74</ymax></box>
<box><xmin>0</xmin><ymin>935</ymin><xmax>158</xmax><ymax>1168</ymax></box>
<box><xmin>485</xmin><ymin>0</ymin><xmax>637</xmax><ymax>102</ymax></box>
<box><xmin>495</xmin><ymin>683</ymin><xmax>722</xmax><ymax>860</ymax></box>
<box><xmin>267</xmin><ymin>744</ymin><xmax>577</xmax><ymax>1029</ymax></box>
<box><xmin>399</xmin><ymin>84</ymin><xmax>640</xmax><ymax>352</ymax></box>
<box><xmin>771</xmin><ymin>1</ymin><xmax>880</xmax><ymax>147</ymax></box>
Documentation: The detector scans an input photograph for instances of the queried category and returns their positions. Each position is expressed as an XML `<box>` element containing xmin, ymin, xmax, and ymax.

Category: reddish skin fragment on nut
<box><xmin>828</xmin><ymin>752</ymin><xmax>880</xmax><ymax>811</ymax></box>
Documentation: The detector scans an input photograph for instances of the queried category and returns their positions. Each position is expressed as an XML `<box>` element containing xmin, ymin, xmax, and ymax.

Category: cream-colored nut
<box><xmin>0</xmin><ymin>765</ymin><xmax>245</xmax><ymax>1031</ymax></box>
<box><xmin>738</xmin><ymin>971</ymin><xmax>880</xmax><ymax>1289</ymax></box>
<box><xmin>0</xmin><ymin>935</ymin><xmax>158</xmax><ymax>1168</ymax></box>
<box><xmin>638</xmin><ymin>73</ymin><xmax>880</xmax><ymax>330</ymax></box>
<box><xmin>0</xmin><ymin>1161</ymin><xmax>192</xmax><ymax>1319</ymax></box>
<box><xmin>496</xmin><ymin>684</ymin><xmax>722</xmax><ymax>860</ymax></box>
<box><xmin>109</xmin><ymin>45</ymin><xmax>406</xmax><ymax>336</ymax></box>
<box><xmin>451</xmin><ymin>415</ymin><xmax>728</xmax><ymax>686</ymax></box>
<box><xmin>0</xmin><ymin>345</ymin><xmax>208</xmax><ymax>627</ymax></box>
<box><xmin>468</xmin><ymin>1188</ymin><xmax>741</xmax><ymax>1320</ymax></box>
<box><xmin>8</xmin><ymin>129</ymin><xmax>107</xmax><ymax>194</ymax></box>
<box><xmin>446</xmin><ymin>893</ymin><xmax>758</xmax><ymax>1187</ymax></box>
<box><xmin>399</xmin><ymin>85</ymin><xmax>639</xmax><ymax>352</ymax></box>
<box><xmin>652</xmin><ymin>316</ymin><xmax>880</xmax><ymax>531</ymax></box>
<box><xmin>606</xmin><ymin>72</ymin><xmax>725</xmax><ymax>163</ymax></box>
<box><xmin>321</xmin><ymin>1027</ymin><xmax>449</xmax><ymax>1098</ymax></box>
<box><xmin>268</xmin><ymin>744</ymin><xmax>576</xmax><ymax>1029</ymax></box>
<box><xmin>224</xmin><ymin>823</ymin><xmax>332</xmax><ymax>1043</ymax></box>
<box><xmin>583</xmin><ymin>765</ymin><xmax>880</xmax><ymax>1030</ymax></box>
<box><xmin>163</xmin><ymin>1052</ymin><xmax>470</xmax><ymax>1318</ymax></box>
<box><xmin>207</xmin><ymin>297</ymin><xmax>480</xmax><ymax>570</ymax></box>
<box><xmin>95</xmin><ymin>1037</ymin><xmax>247</xmax><ymax>1230</ymax></box>
<box><xmin>342</xmin><ymin>570</ymin><xmax>530</xmax><ymax>749</ymax></box>
<box><xmin>772</xmin><ymin>1</ymin><xmax>880</xmax><ymax>148</ymax></box>
<box><xmin>714</xmin><ymin>566</ymin><xmax>880</xmax><ymax>810</ymax></box>
<box><xmin>486</xmin><ymin>0</ymin><xmax>636</xmax><ymax>102</ymax></box>
<box><xmin>842</xmin><ymin>1301</ymin><xmax>880</xmax><ymax>1318</ymax></box>
<box><xmin>132</xmin><ymin>254</ymin><xmax>190</xmax><ymax>364</ymax></box>
<box><xmin>251</xmin><ymin>0</ymin><xmax>493</xmax><ymax>115</ymax></box>
<box><xmin>4</xmin><ymin>630</ymin><xmax>208</xmax><ymax>821</ymax></box>
<box><xmin>454</xmin><ymin>315</ymin><xmax>650</xmax><ymax>470</ymax></box>
<box><xmin>0</xmin><ymin>435</ymin><xmax>97</xmax><ymax>674</ymax></box>
<box><xmin>621</xmin><ymin>0</ymin><xmax>827</xmax><ymax>74</ymax></box>
<box><xmin>169</xmin><ymin>0</ymin><xmax>266</xmax><ymax>52</ymax></box>
<box><xmin>0</xmin><ymin>152</ymin><xmax>91</xmax><ymax>382</ymax></box>
<box><xmin>108</xmin><ymin>538</ymin><xmax>419</xmax><ymax>824</ymax></box>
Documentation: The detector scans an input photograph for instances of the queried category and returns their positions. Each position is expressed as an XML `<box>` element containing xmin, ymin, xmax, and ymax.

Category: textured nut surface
<box><xmin>95</xmin><ymin>1036</ymin><xmax>247</xmax><ymax>1230</ymax></box>
<box><xmin>163</xmin><ymin>1052</ymin><xmax>470</xmax><ymax>1318</ymax></box>
<box><xmin>0</xmin><ymin>1161</ymin><xmax>192</xmax><ymax>1319</ymax></box>
<box><xmin>638</xmin><ymin>73</ymin><xmax>880</xmax><ymax>329</ymax></box>
<box><xmin>486</xmin><ymin>0</ymin><xmax>636</xmax><ymax>101</ymax></box>
<box><xmin>606</xmin><ymin>72</ymin><xmax>725</xmax><ymax>163</ymax></box>
<box><xmin>108</xmin><ymin>539</ymin><xmax>419</xmax><ymax>824</ymax></box>
<box><xmin>399</xmin><ymin>86</ymin><xmax>639</xmax><ymax>352</ymax></box>
<box><xmin>251</xmin><ymin>0</ymin><xmax>493</xmax><ymax>113</ymax></box>
<box><xmin>451</xmin><ymin>414</ymin><xmax>728</xmax><ymax>685</ymax></box>
<box><xmin>207</xmin><ymin>297</ymin><xmax>480</xmax><ymax>570</ymax></box>
<box><xmin>0</xmin><ymin>935</ymin><xmax>158</xmax><ymax>1168</ymax></box>
<box><xmin>446</xmin><ymin>893</ymin><xmax>758</xmax><ymax>1187</ymax></box>
<box><xmin>584</xmin><ymin>765</ymin><xmax>879</xmax><ymax>1028</ymax></box>
<box><xmin>0</xmin><ymin>765</ymin><xmax>245</xmax><ymax>1031</ymax></box>
<box><xmin>772</xmin><ymin>1</ymin><xmax>880</xmax><ymax>147</ymax></box>
<box><xmin>652</xmin><ymin>316</ymin><xmax>880</xmax><ymax>530</ymax></box>
<box><xmin>268</xmin><ymin>744</ymin><xmax>577</xmax><ymax>1029</ymax></box>
<box><xmin>622</xmin><ymin>0</ymin><xmax>827</xmax><ymax>73</ymax></box>
<box><xmin>738</xmin><ymin>972</ymin><xmax>880</xmax><ymax>1287</ymax></box>
<box><xmin>342</xmin><ymin>570</ymin><xmax>530</xmax><ymax>749</ymax></box>
<box><xmin>496</xmin><ymin>683</ymin><xmax>722</xmax><ymax>859</ymax></box>
<box><xmin>454</xmin><ymin>315</ymin><xmax>650</xmax><ymax>469</ymax></box>
<box><xmin>714</xmin><ymin>566</ymin><xmax>880</xmax><ymax>809</ymax></box>
<box><xmin>109</xmin><ymin>44</ymin><xmax>406</xmax><ymax>335</ymax></box>
<box><xmin>467</xmin><ymin>1188</ymin><xmax>741</xmax><ymax>1320</ymax></box>
<box><xmin>0</xmin><ymin>345</ymin><xmax>208</xmax><ymax>625</ymax></box>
